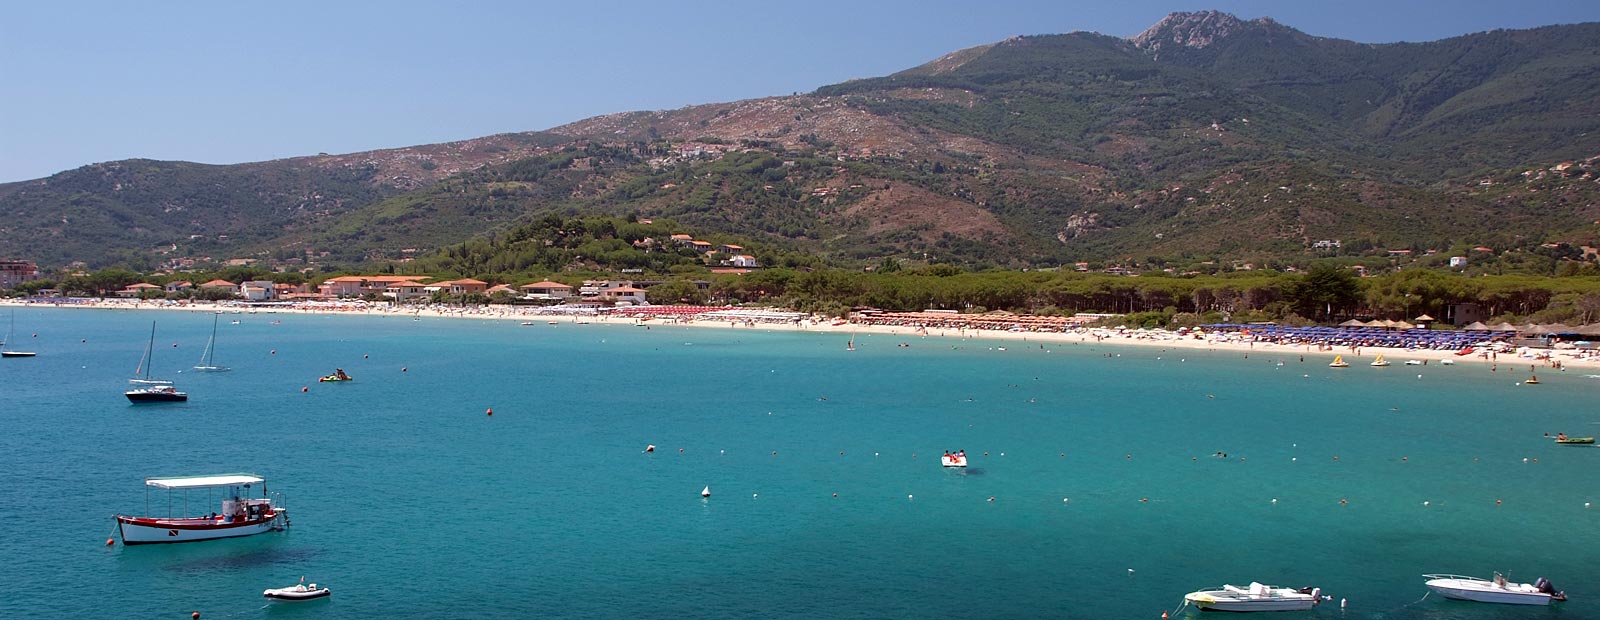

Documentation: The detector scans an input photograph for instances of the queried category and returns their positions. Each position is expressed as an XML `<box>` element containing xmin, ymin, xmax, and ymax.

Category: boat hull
<box><xmin>1555</xmin><ymin>438</ymin><xmax>1595</xmax><ymax>445</ymax></box>
<box><xmin>126</xmin><ymin>390</ymin><xmax>188</xmax><ymax>403</ymax></box>
<box><xmin>116</xmin><ymin>513</ymin><xmax>281</xmax><ymax>544</ymax></box>
<box><xmin>1185</xmin><ymin>592</ymin><xmax>1317</xmax><ymax>612</ymax></box>
<box><xmin>1426</xmin><ymin>581</ymin><xmax>1552</xmax><ymax>605</ymax></box>
<box><xmin>264</xmin><ymin>587</ymin><xmax>331</xmax><ymax>601</ymax></box>
<box><xmin>941</xmin><ymin>456</ymin><xmax>967</xmax><ymax>467</ymax></box>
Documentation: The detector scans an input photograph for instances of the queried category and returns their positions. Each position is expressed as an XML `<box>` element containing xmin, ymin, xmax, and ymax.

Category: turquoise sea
<box><xmin>1</xmin><ymin>307</ymin><xmax>1597</xmax><ymax>619</ymax></box>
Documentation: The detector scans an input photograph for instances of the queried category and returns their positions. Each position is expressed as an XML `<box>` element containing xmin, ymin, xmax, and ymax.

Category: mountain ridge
<box><xmin>3</xmin><ymin>12</ymin><xmax>1598</xmax><ymax>271</ymax></box>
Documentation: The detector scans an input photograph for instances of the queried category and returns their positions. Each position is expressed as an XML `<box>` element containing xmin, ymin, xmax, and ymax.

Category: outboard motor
<box><xmin>1534</xmin><ymin>578</ymin><xmax>1566</xmax><ymax>601</ymax></box>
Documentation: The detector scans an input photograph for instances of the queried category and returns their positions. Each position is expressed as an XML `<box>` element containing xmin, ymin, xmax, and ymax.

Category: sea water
<box><xmin>0</xmin><ymin>307</ymin><xmax>1595</xmax><ymax>619</ymax></box>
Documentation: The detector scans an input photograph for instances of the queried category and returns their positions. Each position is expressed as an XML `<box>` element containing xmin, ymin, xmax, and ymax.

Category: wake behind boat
<box><xmin>1184</xmin><ymin>583</ymin><xmax>1323</xmax><ymax>612</ymax></box>
<box><xmin>114</xmin><ymin>473</ymin><xmax>287</xmax><ymax>544</ymax></box>
<box><xmin>1423</xmin><ymin>573</ymin><xmax>1564</xmax><ymax>605</ymax></box>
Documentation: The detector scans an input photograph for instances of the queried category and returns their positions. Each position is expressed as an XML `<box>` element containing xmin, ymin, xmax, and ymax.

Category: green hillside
<box><xmin>2</xmin><ymin>12</ymin><xmax>1598</xmax><ymax>271</ymax></box>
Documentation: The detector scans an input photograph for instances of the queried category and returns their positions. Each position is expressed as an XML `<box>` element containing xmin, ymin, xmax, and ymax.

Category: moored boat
<box><xmin>941</xmin><ymin>452</ymin><xmax>967</xmax><ymax>467</ymax></box>
<box><xmin>1183</xmin><ymin>583</ymin><xmax>1323</xmax><ymax>611</ymax></box>
<box><xmin>1423</xmin><ymin>573</ymin><xmax>1564</xmax><ymax>605</ymax></box>
<box><xmin>126</xmin><ymin>321</ymin><xmax>186</xmax><ymax>403</ymax></box>
<box><xmin>1329</xmin><ymin>355</ymin><xmax>1349</xmax><ymax>368</ymax></box>
<box><xmin>115</xmin><ymin>473</ymin><xmax>287</xmax><ymax>545</ymax></box>
<box><xmin>264</xmin><ymin>578</ymin><xmax>330</xmax><ymax>601</ymax></box>
<box><xmin>1554</xmin><ymin>436</ymin><xmax>1595</xmax><ymax>445</ymax></box>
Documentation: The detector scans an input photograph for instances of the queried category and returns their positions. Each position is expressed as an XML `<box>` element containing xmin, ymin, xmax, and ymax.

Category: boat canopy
<box><xmin>145</xmin><ymin>474</ymin><xmax>263</xmax><ymax>489</ymax></box>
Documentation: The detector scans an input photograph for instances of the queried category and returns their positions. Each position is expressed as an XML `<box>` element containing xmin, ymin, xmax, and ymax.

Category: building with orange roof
<box><xmin>520</xmin><ymin>280</ymin><xmax>573</xmax><ymax>300</ymax></box>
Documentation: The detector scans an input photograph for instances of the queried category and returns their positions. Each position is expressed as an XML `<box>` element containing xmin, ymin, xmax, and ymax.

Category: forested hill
<box><xmin>4</xmin><ymin>11</ymin><xmax>1599</xmax><ymax>271</ymax></box>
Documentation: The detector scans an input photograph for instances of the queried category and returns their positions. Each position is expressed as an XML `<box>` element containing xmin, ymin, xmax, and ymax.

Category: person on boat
<box><xmin>1557</xmin><ymin>432</ymin><xmax>1568</xmax><ymax>441</ymax></box>
<box><xmin>334</xmin><ymin>368</ymin><xmax>350</xmax><ymax>380</ymax></box>
<box><xmin>944</xmin><ymin>450</ymin><xmax>951</xmax><ymax>460</ymax></box>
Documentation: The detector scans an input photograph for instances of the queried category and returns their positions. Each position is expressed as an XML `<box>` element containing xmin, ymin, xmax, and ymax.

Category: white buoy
<box><xmin>1423</xmin><ymin>501</ymin><xmax>1430</xmax><ymax>506</ymax></box>
<box><xmin>1586</xmin><ymin>502</ymin><xmax>1591</xmax><ymax>508</ymax></box>
<box><xmin>701</xmin><ymin>486</ymin><xmax>710</xmax><ymax>498</ymax></box>
<box><xmin>1340</xmin><ymin>598</ymin><xmax>1346</xmax><ymax>609</ymax></box>
<box><xmin>1271</xmin><ymin>498</ymin><xmax>1278</xmax><ymax>504</ymax></box>
<box><xmin>908</xmin><ymin>494</ymin><xmax>914</xmax><ymax>500</ymax></box>
<box><xmin>752</xmin><ymin>493</ymin><xmax>758</xmax><ymax>499</ymax></box>
<box><xmin>1063</xmin><ymin>498</ymin><xmax>1069</xmax><ymax>503</ymax></box>
<box><xmin>1128</xmin><ymin>568</ymin><xmax>1135</xmax><ymax>574</ymax></box>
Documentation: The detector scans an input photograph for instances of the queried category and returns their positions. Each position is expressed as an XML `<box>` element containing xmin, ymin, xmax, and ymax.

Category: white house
<box><xmin>240</xmin><ymin>280</ymin><xmax>277</xmax><ymax>301</ymax></box>
<box><xmin>1449</xmin><ymin>256</ymin><xmax>1468</xmax><ymax>268</ymax></box>
<box><xmin>727</xmin><ymin>254</ymin><xmax>758</xmax><ymax>268</ymax></box>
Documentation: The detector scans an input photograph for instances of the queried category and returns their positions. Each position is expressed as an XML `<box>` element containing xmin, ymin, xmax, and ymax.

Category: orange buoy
<box><xmin>833</xmin><ymin>493</ymin><xmax>838</xmax><ymax>497</ymax></box>
<box><xmin>193</xmin><ymin>613</ymin><xmax>200</xmax><ymax>620</ymax></box>
<box><xmin>1496</xmin><ymin>499</ymin><xmax>1503</xmax><ymax>505</ymax></box>
<box><xmin>486</xmin><ymin>408</ymin><xmax>493</xmax><ymax>416</ymax></box>
<box><xmin>645</xmin><ymin>445</ymin><xmax>655</xmax><ymax>452</ymax></box>
<box><xmin>1163</xmin><ymin>612</ymin><xmax>1169</xmax><ymax>619</ymax></box>
<box><xmin>301</xmin><ymin>387</ymin><xmax>308</xmax><ymax>393</ymax></box>
<box><xmin>105</xmin><ymin>538</ymin><xmax>115</xmax><ymax>546</ymax></box>
<box><xmin>1340</xmin><ymin>498</ymin><xmax>1348</xmax><ymax>505</ymax></box>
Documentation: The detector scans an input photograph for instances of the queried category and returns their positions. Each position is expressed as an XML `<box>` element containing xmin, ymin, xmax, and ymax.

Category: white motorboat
<box><xmin>264</xmin><ymin>578</ymin><xmax>330</xmax><ymax>601</ymax></box>
<box><xmin>941</xmin><ymin>454</ymin><xmax>968</xmax><ymax>468</ymax></box>
<box><xmin>1423</xmin><ymin>573</ymin><xmax>1564</xmax><ymax>605</ymax></box>
<box><xmin>114</xmin><ymin>473</ymin><xmax>287</xmax><ymax>544</ymax></box>
<box><xmin>1184</xmin><ymin>583</ymin><xmax>1322</xmax><ymax>612</ymax></box>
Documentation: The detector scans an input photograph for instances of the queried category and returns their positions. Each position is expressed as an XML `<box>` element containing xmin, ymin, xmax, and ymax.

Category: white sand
<box><xmin>7</xmin><ymin>298</ymin><xmax>1597</xmax><ymax>370</ymax></box>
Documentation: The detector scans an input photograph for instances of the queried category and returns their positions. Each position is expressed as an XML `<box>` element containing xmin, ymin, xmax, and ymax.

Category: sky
<box><xmin>4</xmin><ymin>0</ymin><xmax>1598</xmax><ymax>182</ymax></box>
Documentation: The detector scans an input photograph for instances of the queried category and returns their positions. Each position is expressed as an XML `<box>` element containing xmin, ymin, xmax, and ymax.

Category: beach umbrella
<box><xmin>1492</xmin><ymin>322</ymin><xmax>1517</xmax><ymax>332</ymax></box>
<box><xmin>1338</xmin><ymin>319</ymin><xmax>1366</xmax><ymax>327</ymax></box>
<box><xmin>1520</xmin><ymin>324</ymin><xmax>1549</xmax><ymax>335</ymax></box>
<box><xmin>1462</xmin><ymin>321</ymin><xmax>1489</xmax><ymax>331</ymax></box>
<box><xmin>1575</xmin><ymin>323</ymin><xmax>1600</xmax><ymax>337</ymax></box>
<box><xmin>1413</xmin><ymin>314</ymin><xmax>1436</xmax><ymax>322</ymax></box>
<box><xmin>1393</xmin><ymin>321</ymin><xmax>1415</xmax><ymax>330</ymax></box>
<box><xmin>1544</xmin><ymin>323</ymin><xmax>1574</xmax><ymax>334</ymax></box>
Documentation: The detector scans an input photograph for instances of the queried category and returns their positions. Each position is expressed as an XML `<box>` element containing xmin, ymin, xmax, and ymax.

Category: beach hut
<box><xmin>1462</xmin><ymin>321</ymin><xmax>1490</xmax><ymax>331</ymax></box>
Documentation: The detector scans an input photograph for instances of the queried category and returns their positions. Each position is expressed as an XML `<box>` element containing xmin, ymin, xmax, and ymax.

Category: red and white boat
<box><xmin>115</xmin><ymin>474</ymin><xmax>288</xmax><ymax>545</ymax></box>
<box><xmin>941</xmin><ymin>453</ymin><xmax>968</xmax><ymax>467</ymax></box>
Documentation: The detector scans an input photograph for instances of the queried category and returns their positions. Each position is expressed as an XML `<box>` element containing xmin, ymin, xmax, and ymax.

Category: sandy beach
<box><xmin>7</xmin><ymin>298</ymin><xmax>1598</xmax><ymax>370</ymax></box>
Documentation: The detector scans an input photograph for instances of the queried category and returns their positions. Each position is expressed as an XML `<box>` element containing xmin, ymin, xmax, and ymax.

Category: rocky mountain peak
<box><xmin>1131</xmin><ymin>10</ymin><xmax>1276</xmax><ymax>56</ymax></box>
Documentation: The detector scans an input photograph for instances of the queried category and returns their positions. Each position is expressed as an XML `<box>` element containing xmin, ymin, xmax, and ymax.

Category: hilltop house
<box><xmin>726</xmin><ymin>255</ymin><xmax>758</xmax><ymax>268</ymax></box>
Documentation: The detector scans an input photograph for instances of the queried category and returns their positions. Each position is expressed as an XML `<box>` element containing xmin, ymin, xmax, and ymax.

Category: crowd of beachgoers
<box><xmin>6</xmin><ymin>297</ymin><xmax>1598</xmax><ymax>368</ymax></box>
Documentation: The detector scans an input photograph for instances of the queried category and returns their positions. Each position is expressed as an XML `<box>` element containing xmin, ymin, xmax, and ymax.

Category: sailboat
<box><xmin>1</xmin><ymin>310</ymin><xmax>37</xmax><ymax>357</ymax></box>
<box><xmin>1370</xmin><ymin>354</ymin><xmax>1390</xmax><ymax>367</ymax></box>
<box><xmin>126</xmin><ymin>321</ymin><xmax>187</xmax><ymax>403</ymax></box>
<box><xmin>193</xmin><ymin>314</ymin><xmax>231</xmax><ymax>372</ymax></box>
<box><xmin>847</xmin><ymin>333</ymin><xmax>856</xmax><ymax>351</ymax></box>
<box><xmin>1329</xmin><ymin>355</ymin><xmax>1349</xmax><ymax>368</ymax></box>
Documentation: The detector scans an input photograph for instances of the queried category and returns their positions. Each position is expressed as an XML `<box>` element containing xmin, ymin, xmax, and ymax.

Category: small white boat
<box><xmin>1424</xmin><ymin>573</ymin><xmax>1564</xmax><ymax>605</ymax></box>
<box><xmin>264</xmin><ymin>578</ymin><xmax>330</xmax><ymax>601</ymax></box>
<box><xmin>1405</xmin><ymin>359</ymin><xmax>1423</xmax><ymax>366</ymax></box>
<box><xmin>941</xmin><ymin>454</ymin><xmax>968</xmax><ymax>468</ymax></box>
<box><xmin>2</xmin><ymin>311</ymin><xmax>37</xmax><ymax>357</ymax></box>
<box><xmin>1441</xmin><ymin>359</ymin><xmax>1455</xmax><ymax>365</ymax></box>
<box><xmin>1184</xmin><ymin>583</ymin><xmax>1322</xmax><ymax>612</ymax></box>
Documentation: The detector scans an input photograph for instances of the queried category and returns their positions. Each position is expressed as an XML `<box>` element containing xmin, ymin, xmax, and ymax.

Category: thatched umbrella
<box><xmin>1338</xmin><ymin>319</ymin><xmax>1367</xmax><ymax>327</ymax></box>
<box><xmin>1393</xmin><ymin>321</ymin><xmax>1416</xmax><ymax>330</ymax></box>
<box><xmin>1521</xmin><ymin>324</ymin><xmax>1550</xmax><ymax>335</ymax></box>
<box><xmin>1575</xmin><ymin>323</ymin><xmax>1600</xmax><ymax>337</ymax></box>
<box><xmin>1544</xmin><ymin>323</ymin><xmax>1574</xmax><ymax>334</ymax></box>
<box><xmin>1366</xmin><ymin>319</ymin><xmax>1390</xmax><ymax>328</ymax></box>
<box><xmin>1492</xmin><ymin>322</ymin><xmax>1518</xmax><ymax>332</ymax></box>
<box><xmin>1462</xmin><ymin>321</ymin><xmax>1490</xmax><ymax>331</ymax></box>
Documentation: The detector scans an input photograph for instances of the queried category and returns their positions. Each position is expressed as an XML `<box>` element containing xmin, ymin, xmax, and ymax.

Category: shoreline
<box><xmin>6</xmin><ymin>298</ymin><xmax>1597</xmax><ymax>370</ymax></box>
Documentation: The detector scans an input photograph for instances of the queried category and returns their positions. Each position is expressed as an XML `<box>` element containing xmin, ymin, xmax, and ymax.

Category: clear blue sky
<box><xmin>4</xmin><ymin>0</ymin><xmax>1597</xmax><ymax>182</ymax></box>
